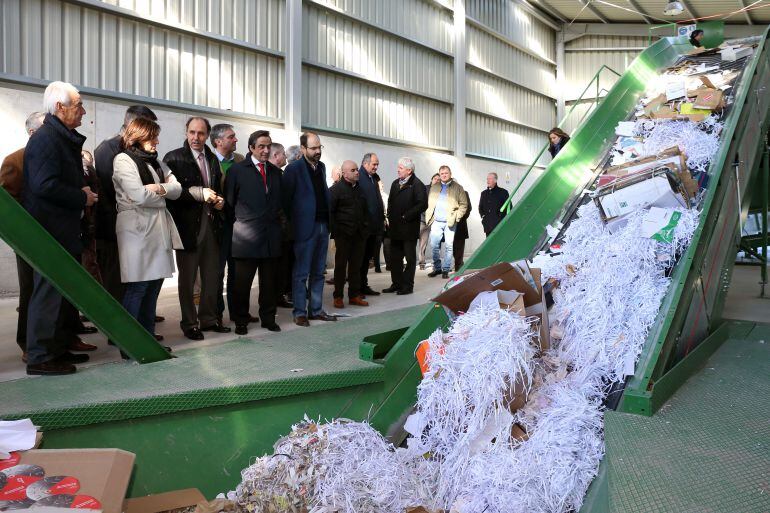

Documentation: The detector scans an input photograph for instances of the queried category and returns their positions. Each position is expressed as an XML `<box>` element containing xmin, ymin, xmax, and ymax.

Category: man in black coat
<box><xmin>357</xmin><ymin>152</ymin><xmax>384</xmax><ymax>296</ymax></box>
<box><xmin>453</xmin><ymin>190</ymin><xmax>472</xmax><ymax>271</ymax></box>
<box><xmin>224</xmin><ymin>130</ymin><xmax>283</xmax><ymax>335</ymax></box>
<box><xmin>330</xmin><ymin>160</ymin><xmax>370</xmax><ymax>308</ymax></box>
<box><xmin>163</xmin><ymin>117</ymin><xmax>229</xmax><ymax>340</ymax></box>
<box><xmin>93</xmin><ymin>105</ymin><xmax>158</xmax><ymax>306</ymax></box>
<box><xmin>479</xmin><ymin>172</ymin><xmax>509</xmax><ymax>237</ymax></box>
<box><xmin>383</xmin><ymin>157</ymin><xmax>428</xmax><ymax>295</ymax></box>
<box><xmin>23</xmin><ymin>81</ymin><xmax>98</xmax><ymax>375</ymax></box>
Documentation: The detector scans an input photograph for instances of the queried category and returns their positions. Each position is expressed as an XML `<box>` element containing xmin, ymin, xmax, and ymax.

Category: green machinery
<box><xmin>2</xmin><ymin>24</ymin><xmax>769</xmax><ymax>508</ymax></box>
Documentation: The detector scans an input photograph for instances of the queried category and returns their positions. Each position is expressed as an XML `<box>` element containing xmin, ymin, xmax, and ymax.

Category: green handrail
<box><xmin>0</xmin><ymin>186</ymin><xmax>171</xmax><ymax>363</ymax></box>
<box><xmin>500</xmin><ymin>64</ymin><xmax>622</xmax><ymax>213</ymax></box>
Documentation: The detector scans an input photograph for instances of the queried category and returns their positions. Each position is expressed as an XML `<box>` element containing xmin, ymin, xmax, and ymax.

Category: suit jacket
<box><xmin>387</xmin><ymin>174</ymin><xmax>428</xmax><ymax>240</ymax></box>
<box><xmin>357</xmin><ymin>166</ymin><xmax>385</xmax><ymax>235</ymax></box>
<box><xmin>479</xmin><ymin>185</ymin><xmax>509</xmax><ymax>234</ymax></box>
<box><xmin>23</xmin><ymin>114</ymin><xmax>87</xmax><ymax>255</ymax></box>
<box><xmin>455</xmin><ymin>191</ymin><xmax>472</xmax><ymax>240</ymax></box>
<box><xmin>163</xmin><ymin>141</ymin><xmax>224</xmax><ymax>251</ymax></box>
<box><xmin>425</xmin><ymin>179</ymin><xmax>469</xmax><ymax>227</ymax></box>
<box><xmin>330</xmin><ymin>179</ymin><xmax>369</xmax><ymax>239</ymax></box>
<box><xmin>93</xmin><ymin>134</ymin><xmax>123</xmax><ymax>241</ymax></box>
<box><xmin>224</xmin><ymin>157</ymin><xmax>283</xmax><ymax>259</ymax></box>
<box><xmin>0</xmin><ymin>147</ymin><xmax>25</xmax><ymax>201</ymax></box>
<box><xmin>282</xmin><ymin>157</ymin><xmax>331</xmax><ymax>242</ymax></box>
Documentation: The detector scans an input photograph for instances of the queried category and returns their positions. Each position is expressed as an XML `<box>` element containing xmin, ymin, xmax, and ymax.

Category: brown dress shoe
<box><xmin>27</xmin><ymin>361</ymin><xmax>76</xmax><ymax>376</ymax></box>
<box><xmin>333</xmin><ymin>297</ymin><xmax>345</xmax><ymax>309</ymax></box>
<box><xmin>349</xmin><ymin>296</ymin><xmax>369</xmax><ymax>306</ymax></box>
<box><xmin>294</xmin><ymin>316</ymin><xmax>310</xmax><ymax>327</ymax></box>
<box><xmin>69</xmin><ymin>340</ymin><xmax>98</xmax><ymax>352</ymax></box>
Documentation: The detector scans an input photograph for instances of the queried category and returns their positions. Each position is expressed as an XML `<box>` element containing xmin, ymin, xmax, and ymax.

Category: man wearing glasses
<box><xmin>282</xmin><ymin>132</ymin><xmax>336</xmax><ymax>326</ymax></box>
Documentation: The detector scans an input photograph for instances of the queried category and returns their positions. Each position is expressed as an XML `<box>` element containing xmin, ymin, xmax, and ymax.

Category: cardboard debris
<box><xmin>721</xmin><ymin>45</ymin><xmax>753</xmax><ymax>62</ymax></box>
<box><xmin>603</xmin><ymin>147</ymin><xmax>698</xmax><ymax>201</ymax></box>
<box><xmin>693</xmin><ymin>88</ymin><xmax>724</xmax><ymax>111</ymax></box>
<box><xmin>16</xmin><ymin>449</ymin><xmax>134</xmax><ymax>513</ymax></box>
<box><xmin>510</xmin><ymin>424</ymin><xmax>530</xmax><ymax>442</ymax></box>
<box><xmin>123</xmin><ymin>488</ymin><xmax>207</xmax><ymax>513</ymax></box>
<box><xmin>594</xmin><ymin>172</ymin><xmax>688</xmax><ymax>221</ymax></box>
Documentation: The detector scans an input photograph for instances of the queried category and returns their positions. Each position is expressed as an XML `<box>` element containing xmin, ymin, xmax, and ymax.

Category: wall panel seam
<box><xmin>465</xmin><ymin>107</ymin><xmax>551</xmax><ymax>134</ymax></box>
<box><xmin>465</xmin><ymin>62</ymin><xmax>556</xmax><ymax>100</ymax></box>
<box><xmin>465</xmin><ymin>16</ymin><xmax>556</xmax><ymax>66</ymax></box>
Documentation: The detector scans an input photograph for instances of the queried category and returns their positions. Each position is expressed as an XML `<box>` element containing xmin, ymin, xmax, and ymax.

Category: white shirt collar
<box><xmin>214</xmin><ymin>149</ymin><xmax>233</xmax><ymax>162</ymax></box>
<box><xmin>251</xmin><ymin>155</ymin><xmax>266</xmax><ymax>168</ymax></box>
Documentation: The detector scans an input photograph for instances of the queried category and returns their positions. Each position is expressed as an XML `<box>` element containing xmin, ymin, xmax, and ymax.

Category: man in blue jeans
<box><xmin>425</xmin><ymin>165</ymin><xmax>468</xmax><ymax>279</ymax></box>
<box><xmin>282</xmin><ymin>132</ymin><xmax>336</xmax><ymax>326</ymax></box>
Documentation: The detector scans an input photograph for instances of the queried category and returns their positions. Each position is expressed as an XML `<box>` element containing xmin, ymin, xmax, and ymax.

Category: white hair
<box><xmin>25</xmin><ymin>111</ymin><xmax>46</xmax><ymax>134</ymax></box>
<box><xmin>43</xmin><ymin>81</ymin><xmax>79</xmax><ymax>115</ymax></box>
<box><xmin>397</xmin><ymin>157</ymin><xmax>415</xmax><ymax>172</ymax></box>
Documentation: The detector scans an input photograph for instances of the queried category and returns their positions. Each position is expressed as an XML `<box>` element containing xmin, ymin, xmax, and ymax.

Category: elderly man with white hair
<box><xmin>23</xmin><ymin>81</ymin><xmax>98</xmax><ymax>375</ymax></box>
<box><xmin>383</xmin><ymin>157</ymin><xmax>428</xmax><ymax>295</ymax></box>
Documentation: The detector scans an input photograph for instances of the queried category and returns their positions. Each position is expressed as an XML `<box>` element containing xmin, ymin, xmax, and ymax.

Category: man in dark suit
<box><xmin>479</xmin><ymin>172</ymin><xmax>509</xmax><ymax>237</ymax></box>
<box><xmin>94</xmin><ymin>105</ymin><xmax>158</xmax><ymax>308</ymax></box>
<box><xmin>1</xmin><ymin>111</ymin><xmax>45</xmax><ymax>361</ymax></box>
<box><xmin>224</xmin><ymin>130</ymin><xmax>283</xmax><ymax>335</ymax></box>
<box><xmin>383</xmin><ymin>157</ymin><xmax>428</xmax><ymax>295</ymax></box>
<box><xmin>282</xmin><ymin>131</ymin><xmax>336</xmax><ymax>327</ymax></box>
<box><xmin>453</xmin><ymin>190</ymin><xmax>472</xmax><ymax>271</ymax></box>
<box><xmin>357</xmin><ymin>152</ymin><xmax>384</xmax><ymax>297</ymax></box>
<box><xmin>164</xmin><ymin>117</ymin><xmax>230</xmax><ymax>340</ymax></box>
<box><xmin>23</xmin><ymin>81</ymin><xmax>98</xmax><ymax>375</ymax></box>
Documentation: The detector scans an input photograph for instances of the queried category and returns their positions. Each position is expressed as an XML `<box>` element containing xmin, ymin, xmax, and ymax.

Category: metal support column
<box><xmin>285</xmin><ymin>0</ymin><xmax>302</xmax><ymax>135</ymax></box>
<box><xmin>761</xmin><ymin>142</ymin><xmax>768</xmax><ymax>296</ymax></box>
<box><xmin>453</xmin><ymin>0</ymin><xmax>466</xmax><ymax>157</ymax></box>
<box><xmin>556</xmin><ymin>30</ymin><xmax>566</xmax><ymax>120</ymax></box>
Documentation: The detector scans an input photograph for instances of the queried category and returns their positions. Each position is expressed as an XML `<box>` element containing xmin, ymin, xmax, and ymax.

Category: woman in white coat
<box><xmin>113</xmin><ymin>118</ymin><xmax>182</xmax><ymax>336</ymax></box>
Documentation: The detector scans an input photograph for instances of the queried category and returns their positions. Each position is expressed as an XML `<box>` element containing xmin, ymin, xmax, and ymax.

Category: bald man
<box><xmin>329</xmin><ymin>160</ymin><xmax>370</xmax><ymax>308</ymax></box>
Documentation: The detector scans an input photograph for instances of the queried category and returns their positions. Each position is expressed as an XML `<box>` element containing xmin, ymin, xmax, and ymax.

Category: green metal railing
<box><xmin>501</xmin><ymin>64</ymin><xmax>621</xmax><ymax>214</ymax></box>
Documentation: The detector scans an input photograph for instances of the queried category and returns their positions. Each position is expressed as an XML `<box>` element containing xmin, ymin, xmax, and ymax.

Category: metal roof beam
<box><xmin>578</xmin><ymin>0</ymin><xmax>610</xmax><ymax>23</ymax></box>
<box><xmin>736</xmin><ymin>0</ymin><xmax>755</xmax><ymax>25</ymax></box>
<box><xmin>679</xmin><ymin>0</ymin><xmax>700</xmax><ymax>19</ymax></box>
<box><xmin>626</xmin><ymin>0</ymin><xmax>653</xmax><ymax>24</ymax></box>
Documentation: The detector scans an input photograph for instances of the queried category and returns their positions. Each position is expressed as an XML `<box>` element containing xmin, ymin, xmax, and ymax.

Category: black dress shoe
<box><xmin>428</xmin><ymin>270</ymin><xmax>442</xmax><ymax>278</ymax></box>
<box><xmin>76</xmin><ymin>325</ymin><xmax>98</xmax><ymax>335</ymax></box>
<box><xmin>155</xmin><ymin>315</ymin><xmax>165</xmax><ymax>323</ymax></box>
<box><xmin>396</xmin><ymin>289</ymin><xmax>414</xmax><ymax>295</ymax></box>
<box><xmin>362</xmin><ymin>287</ymin><xmax>381</xmax><ymax>296</ymax></box>
<box><xmin>249</xmin><ymin>315</ymin><xmax>260</xmax><ymax>324</ymax></box>
<box><xmin>154</xmin><ymin>333</ymin><xmax>164</xmax><ymax>341</ymax></box>
<box><xmin>56</xmin><ymin>351</ymin><xmax>90</xmax><ymax>364</ymax></box>
<box><xmin>235</xmin><ymin>324</ymin><xmax>248</xmax><ymax>335</ymax></box>
<box><xmin>294</xmin><ymin>316</ymin><xmax>310</xmax><ymax>327</ymax></box>
<box><xmin>309</xmin><ymin>312</ymin><xmax>337</xmax><ymax>322</ymax></box>
<box><xmin>262</xmin><ymin>323</ymin><xmax>281</xmax><ymax>332</ymax></box>
<box><xmin>382</xmin><ymin>286</ymin><xmax>399</xmax><ymax>293</ymax></box>
<box><xmin>183</xmin><ymin>327</ymin><xmax>204</xmax><ymax>340</ymax></box>
<box><xmin>442</xmin><ymin>272</ymin><xmax>449</xmax><ymax>279</ymax></box>
<box><xmin>27</xmin><ymin>361</ymin><xmax>76</xmax><ymax>375</ymax></box>
<box><xmin>201</xmin><ymin>323</ymin><xmax>232</xmax><ymax>333</ymax></box>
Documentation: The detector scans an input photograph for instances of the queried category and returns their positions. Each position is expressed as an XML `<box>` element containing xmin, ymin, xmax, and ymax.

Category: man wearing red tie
<box><xmin>224</xmin><ymin>130</ymin><xmax>284</xmax><ymax>335</ymax></box>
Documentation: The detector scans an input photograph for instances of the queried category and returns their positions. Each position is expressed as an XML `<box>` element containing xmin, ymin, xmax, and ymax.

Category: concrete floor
<box><xmin>0</xmin><ymin>261</ymin><xmax>766</xmax><ymax>383</ymax></box>
<box><xmin>0</xmin><ymin>265</ymin><xmax>447</xmax><ymax>382</ymax></box>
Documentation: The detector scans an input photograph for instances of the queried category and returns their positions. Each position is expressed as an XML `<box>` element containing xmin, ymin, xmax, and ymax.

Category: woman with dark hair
<box><xmin>548</xmin><ymin>128</ymin><xmax>570</xmax><ymax>158</ymax></box>
<box><xmin>689</xmin><ymin>29</ymin><xmax>704</xmax><ymax>48</ymax></box>
<box><xmin>112</xmin><ymin>118</ymin><xmax>182</xmax><ymax>338</ymax></box>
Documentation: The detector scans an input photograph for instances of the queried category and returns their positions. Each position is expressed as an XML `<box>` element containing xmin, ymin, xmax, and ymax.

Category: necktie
<box><xmin>257</xmin><ymin>162</ymin><xmax>267</xmax><ymax>190</ymax></box>
<box><xmin>197</xmin><ymin>153</ymin><xmax>209</xmax><ymax>187</ymax></box>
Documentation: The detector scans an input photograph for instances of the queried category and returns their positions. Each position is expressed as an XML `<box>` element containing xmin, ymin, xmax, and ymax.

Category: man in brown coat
<box><xmin>0</xmin><ymin>111</ymin><xmax>45</xmax><ymax>359</ymax></box>
<box><xmin>424</xmin><ymin>165</ymin><xmax>468</xmax><ymax>278</ymax></box>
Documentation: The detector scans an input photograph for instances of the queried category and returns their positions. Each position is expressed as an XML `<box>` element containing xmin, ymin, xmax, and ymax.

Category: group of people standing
<box><xmin>1</xmin><ymin>79</ymin><xmax>515</xmax><ymax>376</ymax></box>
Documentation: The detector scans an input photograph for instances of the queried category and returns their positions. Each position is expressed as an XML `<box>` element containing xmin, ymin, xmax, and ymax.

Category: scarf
<box><xmin>123</xmin><ymin>147</ymin><xmax>164</xmax><ymax>186</ymax></box>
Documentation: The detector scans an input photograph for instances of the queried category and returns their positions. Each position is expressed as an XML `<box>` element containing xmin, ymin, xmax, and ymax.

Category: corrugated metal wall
<box><xmin>562</xmin><ymin>34</ymin><xmax>646</xmax><ymax>134</ymax></box>
<box><xmin>0</xmin><ymin>0</ymin><xmax>560</xmax><ymax>160</ymax></box>
<box><xmin>464</xmin><ymin>0</ymin><xmax>556</xmax><ymax>165</ymax></box>
<box><xmin>0</xmin><ymin>0</ymin><xmax>285</xmax><ymax>120</ymax></box>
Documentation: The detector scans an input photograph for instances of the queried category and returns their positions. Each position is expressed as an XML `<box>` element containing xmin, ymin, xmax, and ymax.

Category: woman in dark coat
<box><xmin>548</xmin><ymin>128</ymin><xmax>570</xmax><ymax>158</ymax></box>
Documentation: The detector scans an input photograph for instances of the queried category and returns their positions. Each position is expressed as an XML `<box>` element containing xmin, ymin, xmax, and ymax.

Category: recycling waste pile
<box><xmin>223</xmin><ymin>39</ymin><xmax>758</xmax><ymax>513</ymax></box>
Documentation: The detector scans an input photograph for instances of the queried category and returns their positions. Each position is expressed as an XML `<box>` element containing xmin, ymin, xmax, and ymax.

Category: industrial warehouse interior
<box><xmin>0</xmin><ymin>0</ymin><xmax>768</xmax><ymax>511</ymax></box>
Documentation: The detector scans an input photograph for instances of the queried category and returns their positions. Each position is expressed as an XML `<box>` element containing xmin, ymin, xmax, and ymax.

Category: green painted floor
<box><xmin>605</xmin><ymin>322</ymin><xmax>770</xmax><ymax>513</ymax></box>
<box><xmin>1</xmin><ymin>305</ymin><xmax>425</xmax><ymax>430</ymax></box>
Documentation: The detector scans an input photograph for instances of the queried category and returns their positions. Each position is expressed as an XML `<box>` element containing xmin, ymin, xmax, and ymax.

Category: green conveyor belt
<box><xmin>1</xmin><ymin>24</ymin><xmax>769</xmax><ymax>505</ymax></box>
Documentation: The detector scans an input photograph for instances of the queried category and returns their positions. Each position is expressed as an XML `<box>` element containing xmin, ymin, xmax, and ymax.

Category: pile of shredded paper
<box><xmin>226</xmin><ymin>45</ymin><xmax>751</xmax><ymax>513</ymax></box>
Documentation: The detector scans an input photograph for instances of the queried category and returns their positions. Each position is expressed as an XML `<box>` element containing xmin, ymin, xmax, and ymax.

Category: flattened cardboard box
<box><xmin>18</xmin><ymin>448</ymin><xmax>134</xmax><ymax>513</ymax></box>
<box><xmin>123</xmin><ymin>488</ymin><xmax>206</xmax><ymax>513</ymax></box>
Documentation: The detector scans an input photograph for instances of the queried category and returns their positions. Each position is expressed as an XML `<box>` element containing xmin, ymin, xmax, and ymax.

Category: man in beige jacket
<box><xmin>425</xmin><ymin>165</ymin><xmax>468</xmax><ymax>278</ymax></box>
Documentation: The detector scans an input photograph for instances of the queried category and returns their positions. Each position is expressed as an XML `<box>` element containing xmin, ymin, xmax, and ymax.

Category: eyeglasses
<box><xmin>306</xmin><ymin>145</ymin><xmax>324</xmax><ymax>151</ymax></box>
